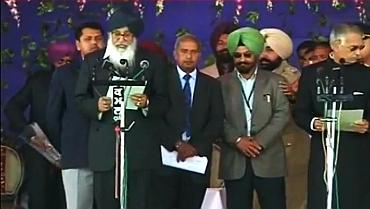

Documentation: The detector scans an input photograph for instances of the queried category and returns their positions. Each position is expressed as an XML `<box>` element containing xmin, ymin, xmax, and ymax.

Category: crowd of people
<box><xmin>3</xmin><ymin>4</ymin><xmax>370</xmax><ymax>209</ymax></box>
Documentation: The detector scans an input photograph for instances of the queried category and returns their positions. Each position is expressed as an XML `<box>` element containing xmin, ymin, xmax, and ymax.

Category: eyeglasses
<box><xmin>233</xmin><ymin>52</ymin><xmax>253</xmax><ymax>58</ymax></box>
<box><xmin>112</xmin><ymin>31</ymin><xmax>133</xmax><ymax>39</ymax></box>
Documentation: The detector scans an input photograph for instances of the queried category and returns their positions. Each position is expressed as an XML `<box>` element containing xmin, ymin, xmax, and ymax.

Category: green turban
<box><xmin>227</xmin><ymin>27</ymin><xmax>265</xmax><ymax>56</ymax></box>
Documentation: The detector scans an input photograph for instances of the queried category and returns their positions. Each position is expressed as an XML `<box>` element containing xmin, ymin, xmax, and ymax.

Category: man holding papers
<box><xmin>153</xmin><ymin>33</ymin><xmax>224</xmax><ymax>209</ymax></box>
<box><xmin>75</xmin><ymin>5</ymin><xmax>167</xmax><ymax>209</ymax></box>
<box><xmin>294</xmin><ymin>23</ymin><xmax>370</xmax><ymax>209</ymax></box>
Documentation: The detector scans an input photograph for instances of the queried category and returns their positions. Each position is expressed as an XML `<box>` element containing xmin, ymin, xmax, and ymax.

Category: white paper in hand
<box><xmin>124</xmin><ymin>85</ymin><xmax>146</xmax><ymax>110</ymax></box>
<box><xmin>160</xmin><ymin>145</ymin><xmax>208</xmax><ymax>174</ymax></box>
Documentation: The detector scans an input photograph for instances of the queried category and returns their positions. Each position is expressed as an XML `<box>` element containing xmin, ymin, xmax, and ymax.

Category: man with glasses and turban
<box><xmin>74</xmin><ymin>5</ymin><xmax>167</xmax><ymax>209</ymax></box>
<box><xmin>219</xmin><ymin>27</ymin><xmax>290</xmax><ymax>209</ymax></box>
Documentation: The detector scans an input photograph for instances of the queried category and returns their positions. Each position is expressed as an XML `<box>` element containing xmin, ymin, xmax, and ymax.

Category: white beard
<box><xmin>105</xmin><ymin>35</ymin><xmax>137</xmax><ymax>72</ymax></box>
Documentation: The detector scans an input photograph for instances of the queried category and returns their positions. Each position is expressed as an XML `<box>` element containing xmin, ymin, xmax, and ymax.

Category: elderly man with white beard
<box><xmin>75</xmin><ymin>7</ymin><xmax>168</xmax><ymax>209</ymax></box>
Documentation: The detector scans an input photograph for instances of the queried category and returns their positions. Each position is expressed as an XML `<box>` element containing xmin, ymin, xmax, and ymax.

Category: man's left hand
<box><xmin>279</xmin><ymin>81</ymin><xmax>296</xmax><ymax>96</ymax></box>
<box><xmin>352</xmin><ymin>119</ymin><xmax>369</xmax><ymax>134</ymax></box>
<box><xmin>131</xmin><ymin>93</ymin><xmax>148</xmax><ymax>108</ymax></box>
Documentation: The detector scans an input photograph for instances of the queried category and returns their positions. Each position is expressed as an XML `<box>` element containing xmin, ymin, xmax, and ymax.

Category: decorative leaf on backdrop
<box><xmin>1</xmin><ymin>49</ymin><xmax>15</xmax><ymax>66</ymax></box>
<box><xmin>37</xmin><ymin>0</ymin><xmax>55</xmax><ymax>16</ymax></box>
<box><xmin>1</xmin><ymin>21</ymin><xmax>10</xmax><ymax>33</ymax></box>
<box><xmin>176</xmin><ymin>28</ymin><xmax>190</xmax><ymax>37</ymax></box>
<box><xmin>245</xmin><ymin>11</ymin><xmax>260</xmax><ymax>24</ymax></box>
<box><xmin>204</xmin><ymin>55</ymin><xmax>216</xmax><ymax>67</ymax></box>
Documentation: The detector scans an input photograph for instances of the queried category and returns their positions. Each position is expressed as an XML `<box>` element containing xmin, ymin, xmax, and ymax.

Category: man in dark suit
<box><xmin>47</xmin><ymin>22</ymin><xmax>105</xmax><ymax>209</ymax></box>
<box><xmin>219</xmin><ymin>27</ymin><xmax>290</xmax><ymax>209</ymax></box>
<box><xmin>74</xmin><ymin>8</ymin><xmax>167</xmax><ymax>209</ymax></box>
<box><xmin>4</xmin><ymin>41</ymin><xmax>75</xmax><ymax>209</ymax></box>
<box><xmin>294</xmin><ymin>23</ymin><xmax>370</xmax><ymax>209</ymax></box>
<box><xmin>153</xmin><ymin>33</ymin><xmax>224</xmax><ymax>209</ymax></box>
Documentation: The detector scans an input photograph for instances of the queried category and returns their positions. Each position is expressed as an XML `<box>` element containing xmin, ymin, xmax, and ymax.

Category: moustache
<box><xmin>236</xmin><ymin>62</ymin><xmax>249</xmax><ymax>66</ymax></box>
<box><xmin>259</xmin><ymin>58</ymin><xmax>272</xmax><ymax>64</ymax></box>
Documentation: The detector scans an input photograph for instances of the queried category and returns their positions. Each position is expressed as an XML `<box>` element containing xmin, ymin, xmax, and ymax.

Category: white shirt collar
<box><xmin>176</xmin><ymin>65</ymin><xmax>197</xmax><ymax>80</ymax></box>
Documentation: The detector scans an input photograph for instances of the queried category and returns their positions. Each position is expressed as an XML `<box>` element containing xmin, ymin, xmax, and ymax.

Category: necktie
<box><xmin>183</xmin><ymin>74</ymin><xmax>192</xmax><ymax>138</ymax></box>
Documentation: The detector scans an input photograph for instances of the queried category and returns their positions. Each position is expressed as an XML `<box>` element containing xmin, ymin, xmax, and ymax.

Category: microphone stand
<box><xmin>93</xmin><ymin>62</ymin><xmax>147</xmax><ymax>209</ymax></box>
<box><xmin>316</xmin><ymin>74</ymin><xmax>353</xmax><ymax>209</ymax></box>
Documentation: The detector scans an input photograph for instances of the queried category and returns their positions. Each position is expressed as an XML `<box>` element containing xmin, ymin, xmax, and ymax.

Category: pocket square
<box><xmin>263</xmin><ymin>94</ymin><xmax>271</xmax><ymax>103</ymax></box>
<box><xmin>353</xmin><ymin>91</ymin><xmax>364</xmax><ymax>96</ymax></box>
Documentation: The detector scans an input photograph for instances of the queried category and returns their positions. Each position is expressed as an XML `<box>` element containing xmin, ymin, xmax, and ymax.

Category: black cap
<box><xmin>107</xmin><ymin>8</ymin><xmax>144</xmax><ymax>37</ymax></box>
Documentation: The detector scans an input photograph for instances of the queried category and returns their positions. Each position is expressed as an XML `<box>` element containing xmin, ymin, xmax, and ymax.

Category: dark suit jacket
<box><xmin>5</xmin><ymin>69</ymin><xmax>53</xmax><ymax>135</ymax></box>
<box><xmin>46</xmin><ymin>60</ymin><xmax>90</xmax><ymax>169</ymax></box>
<box><xmin>75</xmin><ymin>48</ymin><xmax>167</xmax><ymax>172</ymax></box>
<box><xmin>219</xmin><ymin>70</ymin><xmax>290</xmax><ymax>180</ymax></box>
<box><xmin>158</xmin><ymin>66</ymin><xmax>224</xmax><ymax>183</ymax></box>
<box><xmin>294</xmin><ymin>58</ymin><xmax>370</xmax><ymax>209</ymax></box>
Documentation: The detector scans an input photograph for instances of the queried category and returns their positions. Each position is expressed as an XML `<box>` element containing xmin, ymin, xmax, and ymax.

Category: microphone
<box><xmin>139</xmin><ymin>60</ymin><xmax>150</xmax><ymax>69</ymax></box>
<box><xmin>120</xmin><ymin>59</ymin><xmax>128</xmax><ymax>67</ymax></box>
<box><xmin>133</xmin><ymin>60</ymin><xmax>150</xmax><ymax>80</ymax></box>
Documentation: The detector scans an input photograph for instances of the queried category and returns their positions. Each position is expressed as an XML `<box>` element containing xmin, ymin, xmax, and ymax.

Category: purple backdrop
<box><xmin>0</xmin><ymin>0</ymin><xmax>365</xmax><ymax>129</ymax></box>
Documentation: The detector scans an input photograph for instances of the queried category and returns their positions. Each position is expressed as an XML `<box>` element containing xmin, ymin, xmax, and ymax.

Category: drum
<box><xmin>1</xmin><ymin>145</ymin><xmax>24</xmax><ymax>196</ymax></box>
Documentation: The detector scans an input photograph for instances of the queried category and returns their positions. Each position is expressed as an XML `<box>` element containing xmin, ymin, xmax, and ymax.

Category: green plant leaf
<box><xmin>334</xmin><ymin>2</ymin><xmax>346</xmax><ymax>10</ymax></box>
<box><xmin>245</xmin><ymin>11</ymin><xmax>260</xmax><ymax>24</ymax></box>
<box><xmin>318</xmin><ymin>14</ymin><xmax>327</xmax><ymax>27</ymax></box>
<box><xmin>67</xmin><ymin>17</ymin><xmax>73</xmax><ymax>28</ymax></box>
<box><xmin>21</xmin><ymin>48</ymin><xmax>30</xmax><ymax>58</ymax></box>
<box><xmin>21</xmin><ymin>35</ymin><xmax>31</xmax><ymax>42</ymax></box>
<box><xmin>41</xmin><ymin>23</ymin><xmax>50</xmax><ymax>38</ymax></box>
<box><xmin>154</xmin><ymin>31</ymin><xmax>164</xmax><ymax>46</ymax></box>
<box><xmin>28</xmin><ymin>42</ymin><xmax>37</xmax><ymax>51</ymax></box>
<box><xmin>204</xmin><ymin>55</ymin><xmax>216</xmax><ymax>67</ymax></box>
<box><xmin>176</xmin><ymin>28</ymin><xmax>190</xmax><ymax>37</ymax></box>
<box><xmin>288</xmin><ymin>2</ymin><xmax>295</xmax><ymax>15</ymax></box>
<box><xmin>1</xmin><ymin>21</ymin><xmax>9</xmax><ymax>33</ymax></box>
<box><xmin>1</xmin><ymin>80</ymin><xmax>9</xmax><ymax>90</ymax></box>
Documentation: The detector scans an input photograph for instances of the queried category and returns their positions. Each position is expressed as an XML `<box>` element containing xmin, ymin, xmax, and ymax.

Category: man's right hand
<box><xmin>314</xmin><ymin>118</ymin><xmax>325</xmax><ymax>131</ymax></box>
<box><xmin>175</xmin><ymin>141</ymin><xmax>198</xmax><ymax>162</ymax></box>
<box><xmin>98</xmin><ymin>97</ymin><xmax>112</xmax><ymax>112</ymax></box>
<box><xmin>235</xmin><ymin>136</ymin><xmax>263</xmax><ymax>158</ymax></box>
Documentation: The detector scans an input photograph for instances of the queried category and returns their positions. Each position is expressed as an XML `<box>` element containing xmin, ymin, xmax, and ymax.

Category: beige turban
<box><xmin>260</xmin><ymin>28</ymin><xmax>293</xmax><ymax>60</ymax></box>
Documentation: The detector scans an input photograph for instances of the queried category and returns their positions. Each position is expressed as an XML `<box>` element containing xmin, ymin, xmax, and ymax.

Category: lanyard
<box><xmin>240</xmin><ymin>80</ymin><xmax>256</xmax><ymax>114</ymax></box>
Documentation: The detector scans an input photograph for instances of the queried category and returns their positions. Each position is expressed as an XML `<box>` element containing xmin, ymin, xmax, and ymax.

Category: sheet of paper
<box><xmin>160</xmin><ymin>145</ymin><xmax>208</xmax><ymax>174</ymax></box>
<box><xmin>124</xmin><ymin>85</ymin><xmax>146</xmax><ymax>110</ymax></box>
<box><xmin>327</xmin><ymin>109</ymin><xmax>364</xmax><ymax>132</ymax></box>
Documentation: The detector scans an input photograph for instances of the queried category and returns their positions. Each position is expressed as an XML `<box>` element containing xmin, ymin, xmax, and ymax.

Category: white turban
<box><xmin>260</xmin><ymin>28</ymin><xmax>293</xmax><ymax>60</ymax></box>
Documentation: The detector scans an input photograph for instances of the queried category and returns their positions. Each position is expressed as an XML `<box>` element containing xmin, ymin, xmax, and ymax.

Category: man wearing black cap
<box><xmin>75</xmin><ymin>7</ymin><xmax>167</xmax><ymax>209</ymax></box>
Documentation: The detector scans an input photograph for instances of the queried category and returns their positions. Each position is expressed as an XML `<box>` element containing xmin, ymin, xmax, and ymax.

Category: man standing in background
<box><xmin>47</xmin><ymin>22</ymin><xmax>105</xmax><ymax>209</ymax></box>
<box><xmin>201</xmin><ymin>22</ymin><xmax>239</xmax><ymax>78</ymax></box>
<box><xmin>259</xmin><ymin>28</ymin><xmax>311</xmax><ymax>209</ymax></box>
<box><xmin>4</xmin><ymin>40</ymin><xmax>75</xmax><ymax>209</ymax></box>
